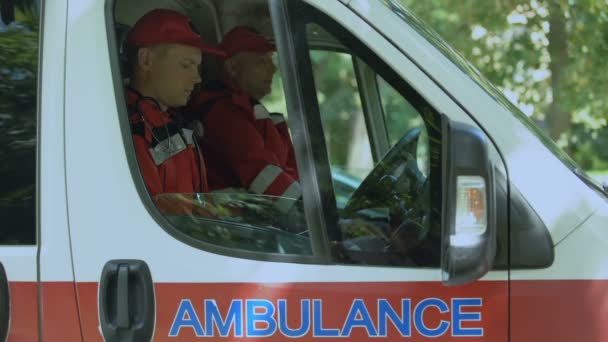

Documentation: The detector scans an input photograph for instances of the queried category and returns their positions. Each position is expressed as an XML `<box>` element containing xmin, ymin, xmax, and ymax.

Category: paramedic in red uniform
<box><xmin>187</xmin><ymin>27</ymin><xmax>300</xmax><ymax>211</ymax></box>
<box><xmin>125</xmin><ymin>9</ymin><xmax>225</xmax><ymax>200</ymax></box>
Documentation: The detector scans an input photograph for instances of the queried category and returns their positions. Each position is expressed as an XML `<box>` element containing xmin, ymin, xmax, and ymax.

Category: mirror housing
<box><xmin>441</xmin><ymin>120</ymin><xmax>496</xmax><ymax>286</ymax></box>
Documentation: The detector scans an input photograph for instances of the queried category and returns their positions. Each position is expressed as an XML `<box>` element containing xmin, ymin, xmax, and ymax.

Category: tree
<box><xmin>399</xmin><ymin>0</ymin><xmax>608</xmax><ymax>170</ymax></box>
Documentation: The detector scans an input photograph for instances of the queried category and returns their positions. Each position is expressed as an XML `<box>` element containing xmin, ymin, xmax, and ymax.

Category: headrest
<box><xmin>115</xmin><ymin>23</ymin><xmax>132</xmax><ymax>78</ymax></box>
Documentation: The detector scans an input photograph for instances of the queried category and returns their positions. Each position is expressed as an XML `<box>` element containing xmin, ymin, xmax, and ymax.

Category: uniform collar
<box><xmin>221</xmin><ymin>78</ymin><xmax>261</xmax><ymax>111</ymax></box>
<box><xmin>126</xmin><ymin>87</ymin><xmax>172</xmax><ymax>127</ymax></box>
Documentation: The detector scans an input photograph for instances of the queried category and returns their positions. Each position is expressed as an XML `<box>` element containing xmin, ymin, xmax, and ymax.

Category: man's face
<box><xmin>228</xmin><ymin>52</ymin><xmax>277</xmax><ymax>100</ymax></box>
<box><xmin>145</xmin><ymin>44</ymin><xmax>202</xmax><ymax>109</ymax></box>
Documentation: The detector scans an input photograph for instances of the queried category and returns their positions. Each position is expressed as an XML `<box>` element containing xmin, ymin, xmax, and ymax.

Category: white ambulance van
<box><xmin>1</xmin><ymin>0</ymin><xmax>607</xmax><ymax>340</ymax></box>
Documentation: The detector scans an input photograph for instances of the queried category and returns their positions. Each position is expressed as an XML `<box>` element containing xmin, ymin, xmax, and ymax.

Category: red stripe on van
<box><xmin>75</xmin><ymin>282</ymin><xmax>102</xmax><ymax>342</ymax></box>
<box><xmin>7</xmin><ymin>282</ymin><xmax>38</xmax><ymax>341</ymax></box>
<box><xmin>511</xmin><ymin>279</ymin><xmax>608</xmax><ymax>342</ymax></box>
<box><xmin>73</xmin><ymin>279</ymin><xmax>608</xmax><ymax>341</ymax></box>
<box><xmin>40</xmin><ymin>282</ymin><xmax>82</xmax><ymax>341</ymax></box>
<box><xmin>77</xmin><ymin>281</ymin><xmax>507</xmax><ymax>341</ymax></box>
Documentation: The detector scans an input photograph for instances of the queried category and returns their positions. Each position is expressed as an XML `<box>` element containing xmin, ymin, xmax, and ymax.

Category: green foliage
<box><xmin>399</xmin><ymin>0</ymin><xmax>608</xmax><ymax>172</ymax></box>
<box><xmin>310</xmin><ymin>50</ymin><xmax>362</xmax><ymax>167</ymax></box>
<box><xmin>0</xmin><ymin>11</ymin><xmax>38</xmax><ymax>244</ymax></box>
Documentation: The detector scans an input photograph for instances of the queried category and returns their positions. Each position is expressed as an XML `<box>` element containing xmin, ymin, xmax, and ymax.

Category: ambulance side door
<box><xmin>63</xmin><ymin>0</ymin><xmax>508</xmax><ymax>341</ymax></box>
<box><xmin>269</xmin><ymin>0</ymin><xmax>510</xmax><ymax>340</ymax></box>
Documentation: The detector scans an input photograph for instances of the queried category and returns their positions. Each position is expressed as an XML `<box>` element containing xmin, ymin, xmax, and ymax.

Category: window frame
<box><xmin>105</xmin><ymin>0</ymin><xmax>507</xmax><ymax>269</ymax></box>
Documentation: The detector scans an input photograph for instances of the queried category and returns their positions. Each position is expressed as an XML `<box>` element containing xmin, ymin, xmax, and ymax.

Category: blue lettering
<box><xmin>169</xmin><ymin>296</ymin><xmax>480</xmax><ymax>339</ymax></box>
<box><xmin>452</xmin><ymin>298</ymin><xmax>483</xmax><ymax>337</ymax></box>
<box><xmin>204</xmin><ymin>299</ymin><xmax>243</xmax><ymax>337</ymax></box>
<box><xmin>278</xmin><ymin>299</ymin><xmax>310</xmax><ymax>338</ymax></box>
<box><xmin>246</xmin><ymin>300</ymin><xmax>277</xmax><ymax>337</ymax></box>
<box><xmin>378</xmin><ymin>299</ymin><xmax>411</xmax><ymax>337</ymax></box>
<box><xmin>342</xmin><ymin>299</ymin><xmax>378</xmax><ymax>337</ymax></box>
<box><xmin>313</xmin><ymin>299</ymin><xmax>340</xmax><ymax>337</ymax></box>
<box><xmin>414</xmin><ymin>298</ymin><xmax>450</xmax><ymax>337</ymax></box>
<box><xmin>169</xmin><ymin>299</ymin><xmax>205</xmax><ymax>337</ymax></box>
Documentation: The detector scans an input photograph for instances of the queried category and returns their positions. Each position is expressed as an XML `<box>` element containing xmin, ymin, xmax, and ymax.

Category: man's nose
<box><xmin>193</xmin><ymin>70</ymin><xmax>202</xmax><ymax>84</ymax></box>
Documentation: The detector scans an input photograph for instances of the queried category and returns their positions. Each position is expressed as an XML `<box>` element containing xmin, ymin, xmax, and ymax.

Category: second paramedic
<box><xmin>187</xmin><ymin>27</ymin><xmax>301</xmax><ymax>212</ymax></box>
<box><xmin>125</xmin><ymin>9</ymin><xmax>225</xmax><ymax>198</ymax></box>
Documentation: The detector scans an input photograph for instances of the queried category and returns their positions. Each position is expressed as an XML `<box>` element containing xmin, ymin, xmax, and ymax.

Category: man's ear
<box><xmin>137</xmin><ymin>47</ymin><xmax>153</xmax><ymax>71</ymax></box>
<box><xmin>224</xmin><ymin>57</ymin><xmax>239</xmax><ymax>78</ymax></box>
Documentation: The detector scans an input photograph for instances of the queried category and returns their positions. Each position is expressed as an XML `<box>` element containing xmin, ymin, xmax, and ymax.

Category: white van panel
<box><xmin>512</xmin><ymin>206</ymin><xmax>608</xmax><ymax>281</ymax></box>
<box><xmin>0</xmin><ymin>248</ymin><xmax>37</xmax><ymax>282</ymax></box>
<box><xmin>39</xmin><ymin>0</ymin><xmax>73</xmax><ymax>282</ymax></box>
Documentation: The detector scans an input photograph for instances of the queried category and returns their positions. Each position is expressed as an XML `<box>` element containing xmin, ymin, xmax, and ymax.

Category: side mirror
<box><xmin>441</xmin><ymin>120</ymin><xmax>496</xmax><ymax>286</ymax></box>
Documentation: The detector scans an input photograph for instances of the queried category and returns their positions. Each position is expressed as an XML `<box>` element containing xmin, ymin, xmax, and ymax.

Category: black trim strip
<box><xmin>0</xmin><ymin>262</ymin><xmax>9</xmax><ymax>342</ymax></box>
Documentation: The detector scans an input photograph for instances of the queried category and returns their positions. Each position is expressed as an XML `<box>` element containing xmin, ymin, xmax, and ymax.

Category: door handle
<box><xmin>116</xmin><ymin>264</ymin><xmax>130</xmax><ymax>329</ymax></box>
<box><xmin>99</xmin><ymin>260</ymin><xmax>155</xmax><ymax>342</ymax></box>
<box><xmin>0</xmin><ymin>262</ymin><xmax>8</xmax><ymax>342</ymax></box>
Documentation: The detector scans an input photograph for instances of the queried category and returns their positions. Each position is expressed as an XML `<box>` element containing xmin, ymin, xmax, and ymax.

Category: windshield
<box><xmin>378</xmin><ymin>0</ymin><xmax>607</xmax><ymax>197</ymax></box>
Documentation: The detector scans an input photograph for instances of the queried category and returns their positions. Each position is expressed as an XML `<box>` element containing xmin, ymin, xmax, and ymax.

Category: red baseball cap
<box><xmin>127</xmin><ymin>9</ymin><xmax>225</xmax><ymax>57</ymax></box>
<box><xmin>219</xmin><ymin>26</ymin><xmax>275</xmax><ymax>59</ymax></box>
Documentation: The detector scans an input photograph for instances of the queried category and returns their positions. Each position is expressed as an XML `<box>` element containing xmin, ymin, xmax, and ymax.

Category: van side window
<box><xmin>306</xmin><ymin>23</ymin><xmax>440</xmax><ymax>267</ymax></box>
<box><xmin>113</xmin><ymin>2</ymin><xmax>313</xmax><ymax>258</ymax></box>
<box><xmin>0</xmin><ymin>10</ymin><xmax>40</xmax><ymax>245</ymax></box>
<box><xmin>112</xmin><ymin>1</ymin><xmax>440</xmax><ymax>264</ymax></box>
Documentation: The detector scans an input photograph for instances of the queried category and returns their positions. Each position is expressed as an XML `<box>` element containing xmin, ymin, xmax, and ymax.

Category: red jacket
<box><xmin>187</xmin><ymin>81</ymin><xmax>301</xmax><ymax>204</ymax></box>
<box><xmin>127</xmin><ymin>88</ymin><xmax>207</xmax><ymax>199</ymax></box>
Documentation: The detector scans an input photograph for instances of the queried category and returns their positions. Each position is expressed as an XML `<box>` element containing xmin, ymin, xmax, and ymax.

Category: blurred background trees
<box><xmin>266</xmin><ymin>0</ymin><xmax>608</xmax><ymax>181</ymax></box>
<box><xmin>398</xmin><ymin>0</ymin><xmax>608</xmax><ymax>176</ymax></box>
<box><xmin>0</xmin><ymin>2</ymin><xmax>39</xmax><ymax>244</ymax></box>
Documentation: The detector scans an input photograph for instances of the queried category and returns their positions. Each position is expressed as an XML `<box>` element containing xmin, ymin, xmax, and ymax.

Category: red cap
<box><xmin>219</xmin><ymin>26</ymin><xmax>275</xmax><ymax>59</ymax></box>
<box><xmin>127</xmin><ymin>9</ymin><xmax>225</xmax><ymax>56</ymax></box>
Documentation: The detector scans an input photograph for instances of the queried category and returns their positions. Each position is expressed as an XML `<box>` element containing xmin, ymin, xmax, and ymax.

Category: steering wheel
<box><xmin>342</xmin><ymin>127</ymin><xmax>429</xmax><ymax>253</ymax></box>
